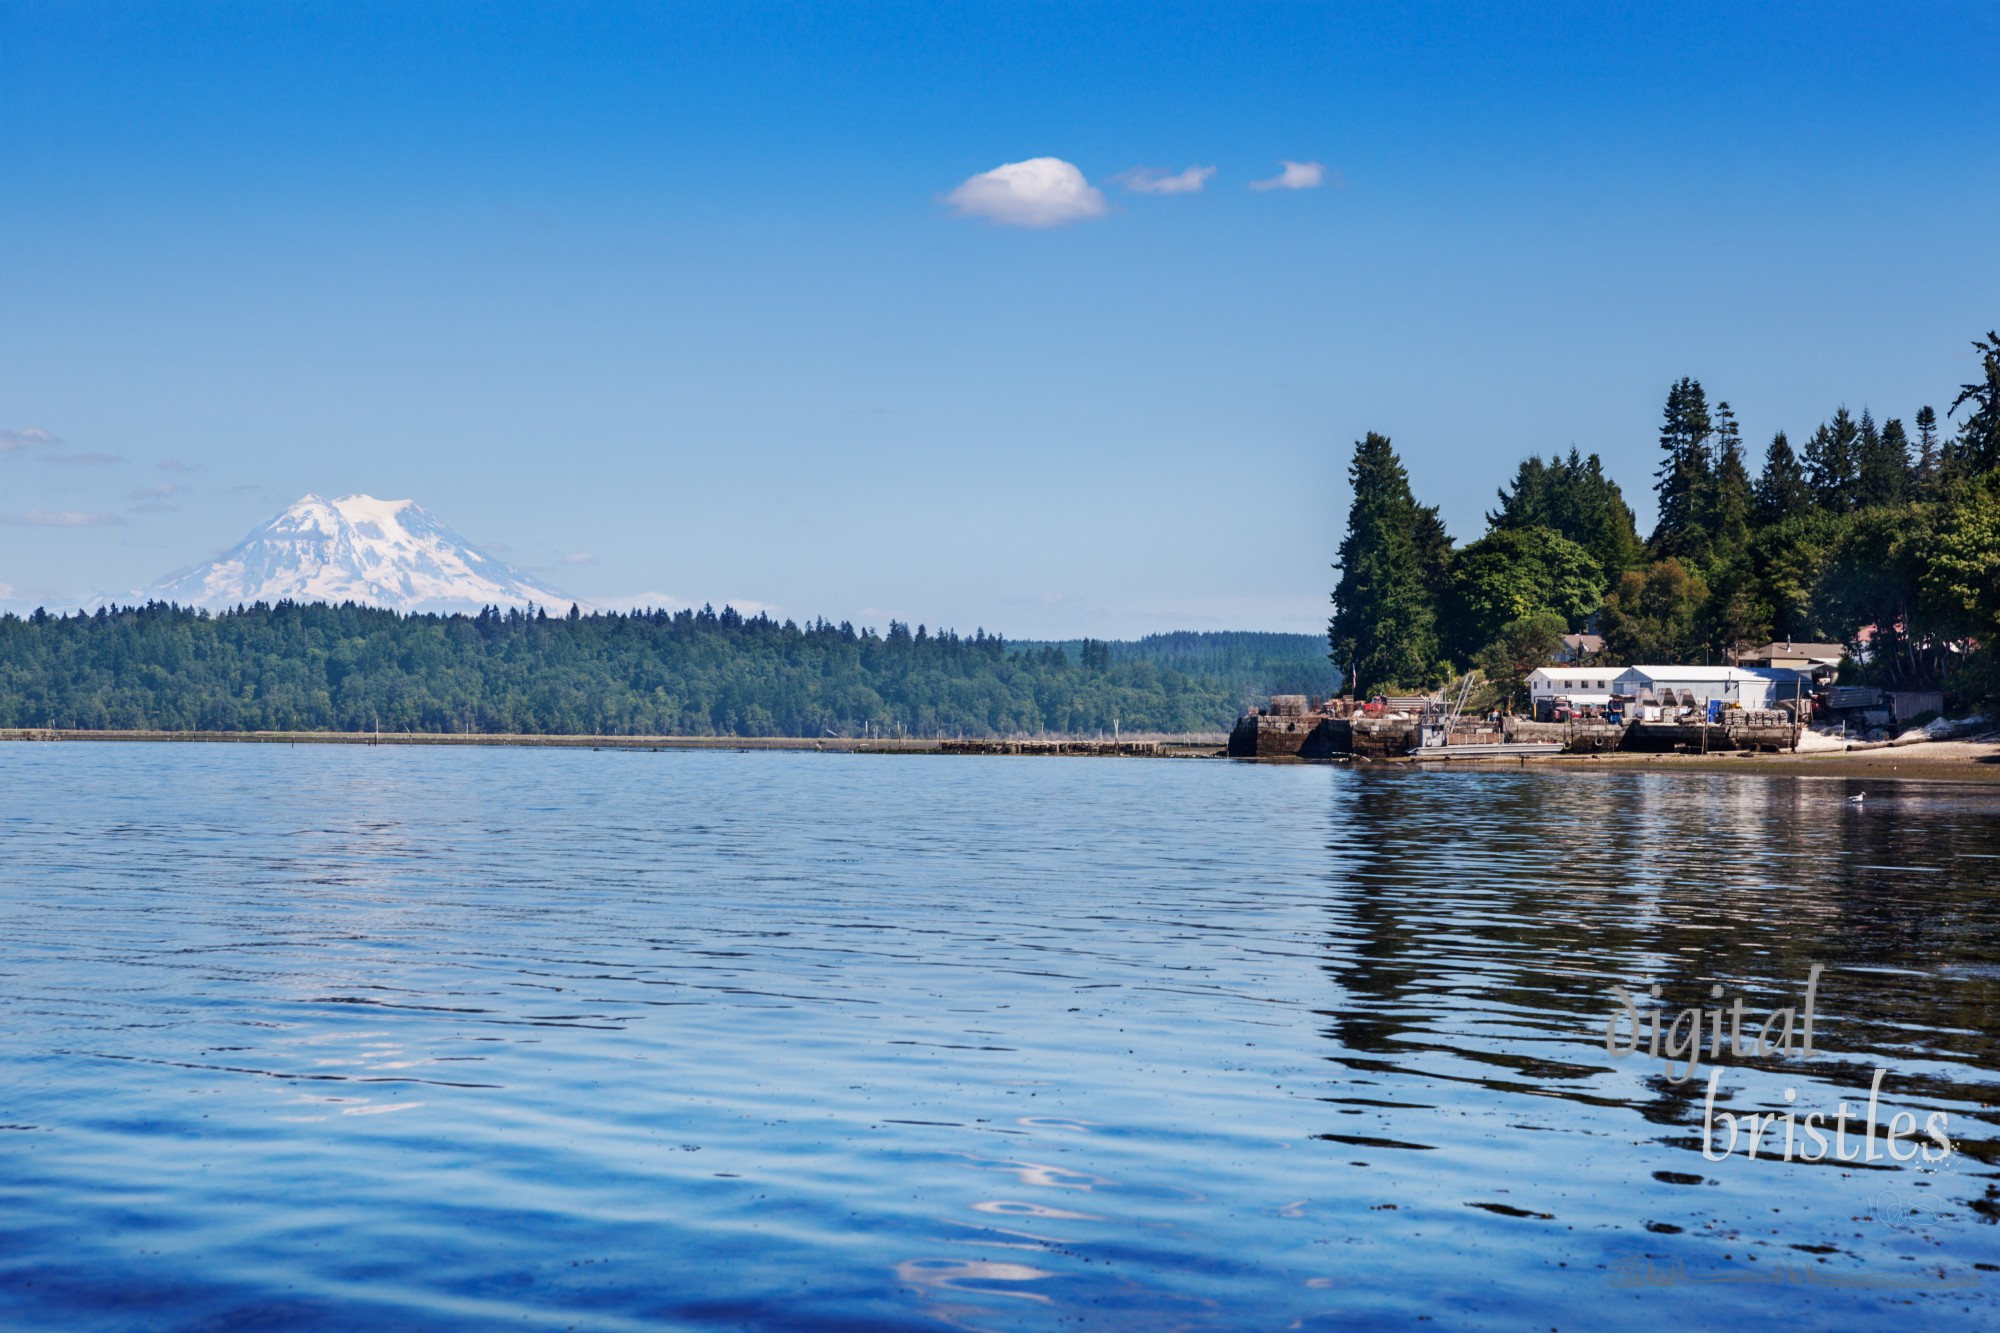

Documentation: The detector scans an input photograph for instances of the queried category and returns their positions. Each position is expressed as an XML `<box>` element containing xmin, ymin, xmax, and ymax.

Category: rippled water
<box><xmin>2</xmin><ymin>745</ymin><xmax>1997</xmax><ymax>1329</ymax></box>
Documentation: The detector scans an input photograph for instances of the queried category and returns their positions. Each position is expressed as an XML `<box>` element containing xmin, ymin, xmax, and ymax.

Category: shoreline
<box><xmin>0</xmin><ymin>728</ymin><xmax>1229</xmax><ymax>758</ymax></box>
<box><xmin>1412</xmin><ymin>739</ymin><xmax>2000</xmax><ymax>782</ymax></box>
<box><xmin>3</xmin><ymin>728</ymin><xmax>1995</xmax><ymax>780</ymax></box>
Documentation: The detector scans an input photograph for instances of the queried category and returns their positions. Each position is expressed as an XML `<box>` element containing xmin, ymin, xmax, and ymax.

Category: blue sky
<box><xmin>3</xmin><ymin>2</ymin><xmax>1996</xmax><ymax>634</ymax></box>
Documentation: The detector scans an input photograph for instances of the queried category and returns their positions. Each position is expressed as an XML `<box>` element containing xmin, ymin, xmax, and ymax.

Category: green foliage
<box><xmin>1488</xmin><ymin>448</ymin><xmax>1643</xmax><ymax>589</ymax></box>
<box><xmin>1803</xmin><ymin>407</ymin><xmax>1862</xmax><ymax>513</ymax></box>
<box><xmin>1699</xmin><ymin>554</ymin><xmax>1771</xmax><ymax>660</ymax></box>
<box><xmin>1652</xmin><ymin>377</ymin><xmax>1716</xmax><ymax>565</ymax></box>
<box><xmin>1914</xmin><ymin>407</ymin><xmax>1942</xmax><ymax>496</ymax></box>
<box><xmin>1814</xmin><ymin>506</ymin><xmax>1934</xmax><ymax>685</ymax></box>
<box><xmin>1475</xmin><ymin>611</ymin><xmax>1571</xmax><ymax>712</ymax></box>
<box><xmin>1331</xmin><ymin>330</ymin><xmax>2000</xmax><ymax>706</ymax></box>
<box><xmin>0</xmin><ymin>603</ymin><xmax>1290</xmax><ymax>736</ymax></box>
<box><xmin>1747</xmin><ymin>511</ymin><xmax>1847</xmax><ymax>642</ymax></box>
<box><xmin>1443</xmin><ymin>526</ymin><xmax>1602</xmax><ymax>662</ymax></box>
<box><xmin>1599</xmin><ymin>559</ymin><xmax>1710</xmax><ymax>665</ymax></box>
<box><xmin>1330</xmin><ymin>433</ymin><xmax>1443</xmax><ymax>693</ymax></box>
<box><xmin>1755</xmin><ymin>431</ymin><xmax>1813</xmax><ymax>526</ymax></box>
<box><xmin>1921</xmin><ymin>478</ymin><xmax>2000</xmax><ymax>636</ymax></box>
<box><xmin>1705</xmin><ymin>403</ymin><xmax>1755</xmax><ymax>567</ymax></box>
<box><xmin>1856</xmin><ymin>413</ymin><xmax>1912</xmax><ymax>508</ymax></box>
<box><xmin>1946</xmin><ymin>331</ymin><xmax>2000</xmax><ymax>477</ymax></box>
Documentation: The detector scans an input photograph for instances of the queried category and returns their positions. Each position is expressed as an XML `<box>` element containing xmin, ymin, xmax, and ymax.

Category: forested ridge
<box><xmin>9</xmin><ymin>335</ymin><xmax>1993</xmax><ymax>732</ymax></box>
<box><xmin>0</xmin><ymin>606</ymin><xmax>1324</xmax><ymax>736</ymax></box>
<box><xmin>1331</xmin><ymin>331</ymin><xmax>2000</xmax><ymax>709</ymax></box>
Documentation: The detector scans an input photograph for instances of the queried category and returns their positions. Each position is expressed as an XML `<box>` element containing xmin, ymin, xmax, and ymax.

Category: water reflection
<box><xmin>0</xmin><ymin>746</ymin><xmax>1995</xmax><ymax>1330</ymax></box>
<box><xmin>1315</xmin><ymin>768</ymin><xmax>2000</xmax><ymax>1268</ymax></box>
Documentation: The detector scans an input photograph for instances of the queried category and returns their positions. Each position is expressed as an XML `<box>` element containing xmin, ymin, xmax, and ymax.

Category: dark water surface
<box><xmin>2</xmin><ymin>745</ymin><xmax>1996</xmax><ymax>1330</ymax></box>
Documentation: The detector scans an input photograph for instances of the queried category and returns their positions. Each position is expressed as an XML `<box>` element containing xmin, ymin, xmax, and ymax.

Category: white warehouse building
<box><xmin>1526</xmin><ymin>667</ymin><xmax>1626</xmax><ymax>712</ymax></box>
<box><xmin>1609</xmin><ymin>665</ymin><xmax>1801</xmax><ymax>711</ymax></box>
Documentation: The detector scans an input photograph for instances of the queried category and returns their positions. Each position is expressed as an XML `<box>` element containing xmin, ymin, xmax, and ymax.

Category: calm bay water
<box><xmin>2</xmin><ymin>744</ymin><xmax>1996</xmax><ymax>1329</ymax></box>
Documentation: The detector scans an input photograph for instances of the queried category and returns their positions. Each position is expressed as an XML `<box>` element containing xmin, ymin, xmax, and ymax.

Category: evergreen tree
<box><xmin>1946</xmin><ymin>330</ymin><xmax>2000</xmax><ymax>478</ymax></box>
<box><xmin>1817</xmin><ymin>505</ymin><xmax>1944</xmax><ymax>687</ymax></box>
<box><xmin>1651</xmin><ymin>377</ymin><xmax>1715</xmax><ymax>563</ymax></box>
<box><xmin>1329</xmin><ymin>433</ymin><xmax>1444</xmax><ymax>693</ymax></box>
<box><xmin>0</xmin><ymin>602</ymin><xmax>1334</xmax><ymax>737</ymax></box>
<box><xmin>1412</xmin><ymin>502</ymin><xmax>1455</xmax><ymax>598</ymax></box>
<box><xmin>1750</xmin><ymin>511</ymin><xmax>1845</xmax><ymax>643</ymax></box>
<box><xmin>1488</xmin><ymin>448</ymin><xmax>1642</xmax><ymax>592</ymax></box>
<box><xmin>1802</xmin><ymin>407</ymin><xmax>1862</xmax><ymax>512</ymax></box>
<box><xmin>1706</xmin><ymin>401</ymin><xmax>1754</xmax><ymax>563</ymax></box>
<box><xmin>1489</xmin><ymin>455</ymin><xmax>1553</xmax><ymax>529</ymax></box>
<box><xmin>1754</xmin><ymin>431</ymin><xmax>1812</xmax><ymax>525</ymax></box>
<box><xmin>1586</xmin><ymin>454</ymin><xmax>1648</xmax><ymax>581</ymax></box>
<box><xmin>1854</xmin><ymin>410</ymin><xmax>1911</xmax><ymax>508</ymax></box>
<box><xmin>1914</xmin><ymin>405</ymin><xmax>1941</xmax><ymax>496</ymax></box>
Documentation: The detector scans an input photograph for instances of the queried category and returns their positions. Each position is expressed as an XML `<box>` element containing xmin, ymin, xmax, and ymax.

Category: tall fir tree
<box><xmin>1870</xmin><ymin>416</ymin><xmax>1912</xmax><ymax>507</ymax></box>
<box><xmin>1329</xmin><ymin>433</ymin><xmax>1445</xmax><ymax>693</ymax></box>
<box><xmin>1913</xmin><ymin>405</ymin><xmax>1942</xmax><ymax>496</ymax></box>
<box><xmin>1802</xmin><ymin>407</ymin><xmax>1861</xmax><ymax>512</ymax></box>
<box><xmin>1489</xmin><ymin>455</ymin><xmax>1553</xmax><ymax>528</ymax></box>
<box><xmin>1854</xmin><ymin>409</ymin><xmax>1911</xmax><ymax>508</ymax></box>
<box><xmin>1706</xmin><ymin>401</ymin><xmax>1753</xmax><ymax>563</ymax></box>
<box><xmin>1754</xmin><ymin>431</ymin><xmax>1812</xmax><ymax>525</ymax></box>
<box><xmin>1411</xmin><ymin>502</ymin><xmax>1455</xmax><ymax>608</ymax></box>
<box><xmin>1488</xmin><ymin>447</ymin><xmax>1642</xmax><ymax>591</ymax></box>
<box><xmin>1651</xmin><ymin>377</ymin><xmax>1714</xmax><ymax>563</ymax></box>
<box><xmin>1946</xmin><ymin>330</ymin><xmax>2000</xmax><ymax>478</ymax></box>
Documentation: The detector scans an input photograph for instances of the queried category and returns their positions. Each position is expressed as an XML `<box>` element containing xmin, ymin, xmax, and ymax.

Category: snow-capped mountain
<box><xmin>143</xmin><ymin>494</ymin><xmax>577</xmax><ymax>614</ymax></box>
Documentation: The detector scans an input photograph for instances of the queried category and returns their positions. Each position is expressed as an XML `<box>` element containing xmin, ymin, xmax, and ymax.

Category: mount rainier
<box><xmin>143</xmin><ymin>494</ymin><xmax>577</xmax><ymax>614</ymax></box>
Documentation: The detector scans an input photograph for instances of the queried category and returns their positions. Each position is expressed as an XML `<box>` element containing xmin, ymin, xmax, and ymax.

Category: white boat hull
<box><xmin>1407</xmin><ymin>741</ymin><xmax>1568</xmax><ymax>760</ymax></box>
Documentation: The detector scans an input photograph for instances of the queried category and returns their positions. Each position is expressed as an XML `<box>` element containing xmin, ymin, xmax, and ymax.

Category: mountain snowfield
<box><xmin>142</xmin><ymin>494</ymin><xmax>578</xmax><ymax>614</ymax></box>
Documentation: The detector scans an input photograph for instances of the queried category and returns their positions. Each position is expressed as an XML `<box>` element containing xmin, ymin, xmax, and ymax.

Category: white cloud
<box><xmin>1113</xmin><ymin>165</ymin><xmax>1216</xmax><ymax>195</ymax></box>
<box><xmin>47</xmin><ymin>451</ymin><xmax>124</xmax><ymax>467</ymax></box>
<box><xmin>129</xmin><ymin>482</ymin><xmax>183</xmax><ymax>501</ymax></box>
<box><xmin>0</xmin><ymin>509</ymin><xmax>124</xmax><ymax>527</ymax></box>
<box><xmin>1249</xmin><ymin>160</ymin><xmax>1327</xmax><ymax>191</ymax></box>
<box><xmin>944</xmin><ymin>157</ymin><xmax>1108</xmax><ymax>228</ymax></box>
<box><xmin>560</xmin><ymin>552</ymin><xmax>599</xmax><ymax>566</ymax></box>
<box><xmin>158</xmin><ymin>458</ymin><xmax>201</xmax><ymax>473</ymax></box>
<box><xmin>1</xmin><ymin>427</ymin><xmax>60</xmax><ymax>453</ymax></box>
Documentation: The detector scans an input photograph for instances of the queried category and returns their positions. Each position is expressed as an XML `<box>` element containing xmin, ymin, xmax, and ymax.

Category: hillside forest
<box><xmin>1329</xmin><ymin>331</ymin><xmax>2000</xmax><ymax>711</ymax></box>
<box><xmin>0</xmin><ymin>609</ymin><xmax>1333</xmax><ymax>737</ymax></box>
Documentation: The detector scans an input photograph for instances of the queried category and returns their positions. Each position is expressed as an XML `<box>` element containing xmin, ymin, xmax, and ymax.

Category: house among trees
<box><xmin>1555</xmin><ymin>633</ymin><xmax>1603</xmax><ymax>663</ymax></box>
<box><xmin>1735</xmin><ymin>641</ymin><xmax>1845</xmax><ymax>676</ymax></box>
<box><xmin>1328</xmin><ymin>329</ymin><xmax>2000</xmax><ymax>718</ymax></box>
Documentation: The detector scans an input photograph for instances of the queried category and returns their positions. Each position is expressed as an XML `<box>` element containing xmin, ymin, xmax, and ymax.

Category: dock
<box><xmin>1227</xmin><ymin>701</ymin><xmax>1802</xmax><ymax>761</ymax></box>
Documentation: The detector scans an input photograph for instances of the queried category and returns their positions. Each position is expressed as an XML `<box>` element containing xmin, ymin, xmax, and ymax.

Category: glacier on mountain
<box><xmin>142</xmin><ymin>494</ymin><xmax>577</xmax><ymax>614</ymax></box>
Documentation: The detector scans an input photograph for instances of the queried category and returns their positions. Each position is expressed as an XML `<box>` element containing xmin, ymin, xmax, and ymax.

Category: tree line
<box><xmin>0</xmin><ymin>603</ymin><xmax>1329</xmax><ymax>736</ymax></box>
<box><xmin>1330</xmin><ymin>331</ymin><xmax>2000</xmax><ymax>709</ymax></box>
